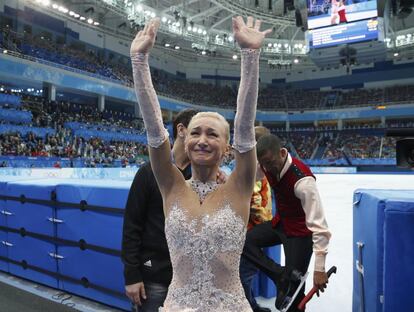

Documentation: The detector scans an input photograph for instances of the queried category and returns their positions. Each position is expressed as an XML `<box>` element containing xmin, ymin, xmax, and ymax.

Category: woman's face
<box><xmin>185</xmin><ymin>116</ymin><xmax>229</xmax><ymax>167</ymax></box>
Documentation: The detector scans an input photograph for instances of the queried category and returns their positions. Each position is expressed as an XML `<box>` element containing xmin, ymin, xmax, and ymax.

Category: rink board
<box><xmin>55</xmin><ymin>180</ymin><xmax>129</xmax><ymax>249</ymax></box>
<box><xmin>353</xmin><ymin>189</ymin><xmax>414</xmax><ymax>312</ymax></box>
<box><xmin>0</xmin><ymin>176</ymin><xmax>131</xmax><ymax>310</ymax></box>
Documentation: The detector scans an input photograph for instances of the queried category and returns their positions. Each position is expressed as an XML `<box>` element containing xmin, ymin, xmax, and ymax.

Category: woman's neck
<box><xmin>191</xmin><ymin>164</ymin><xmax>218</xmax><ymax>183</ymax></box>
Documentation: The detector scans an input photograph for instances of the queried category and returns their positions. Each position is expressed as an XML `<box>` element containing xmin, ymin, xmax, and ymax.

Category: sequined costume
<box><xmin>160</xmin><ymin>180</ymin><xmax>250</xmax><ymax>312</ymax></box>
<box><xmin>132</xmin><ymin>47</ymin><xmax>260</xmax><ymax>311</ymax></box>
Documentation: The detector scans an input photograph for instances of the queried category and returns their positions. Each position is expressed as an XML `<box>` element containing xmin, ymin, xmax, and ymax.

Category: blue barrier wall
<box><xmin>353</xmin><ymin>190</ymin><xmax>414</xmax><ymax>312</ymax></box>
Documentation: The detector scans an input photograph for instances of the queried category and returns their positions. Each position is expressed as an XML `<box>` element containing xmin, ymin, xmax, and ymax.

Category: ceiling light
<box><xmin>228</xmin><ymin>35</ymin><xmax>233</xmax><ymax>42</ymax></box>
<box><xmin>165</xmin><ymin>43</ymin><xmax>170</xmax><ymax>47</ymax></box>
<box><xmin>232</xmin><ymin>54</ymin><xmax>238</xmax><ymax>60</ymax></box>
<box><xmin>80</xmin><ymin>16</ymin><xmax>86</xmax><ymax>20</ymax></box>
<box><xmin>87</xmin><ymin>18</ymin><xmax>93</xmax><ymax>24</ymax></box>
<box><xmin>175</xmin><ymin>45</ymin><xmax>180</xmax><ymax>50</ymax></box>
<box><xmin>294</xmin><ymin>58</ymin><xmax>299</xmax><ymax>64</ymax></box>
<box><xmin>94</xmin><ymin>22</ymin><xmax>99</xmax><ymax>26</ymax></box>
<box><xmin>201</xmin><ymin>50</ymin><xmax>206</xmax><ymax>55</ymax></box>
<box><xmin>58</xmin><ymin>6</ymin><xmax>68</xmax><ymax>13</ymax></box>
<box><xmin>394</xmin><ymin>52</ymin><xmax>399</xmax><ymax>57</ymax></box>
<box><xmin>162</xmin><ymin>17</ymin><xmax>167</xmax><ymax>23</ymax></box>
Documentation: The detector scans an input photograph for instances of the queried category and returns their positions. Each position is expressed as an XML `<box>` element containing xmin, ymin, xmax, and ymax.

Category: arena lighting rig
<box><xmin>29</xmin><ymin>0</ymin><xmax>414</xmax><ymax>66</ymax></box>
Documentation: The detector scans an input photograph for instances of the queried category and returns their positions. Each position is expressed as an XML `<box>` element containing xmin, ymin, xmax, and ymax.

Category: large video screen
<box><xmin>307</xmin><ymin>0</ymin><xmax>378</xmax><ymax>30</ymax></box>
<box><xmin>306</xmin><ymin>18</ymin><xmax>379</xmax><ymax>48</ymax></box>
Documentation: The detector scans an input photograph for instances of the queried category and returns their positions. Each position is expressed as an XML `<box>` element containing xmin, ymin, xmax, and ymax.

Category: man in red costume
<box><xmin>242</xmin><ymin>134</ymin><xmax>331</xmax><ymax>311</ymax></box>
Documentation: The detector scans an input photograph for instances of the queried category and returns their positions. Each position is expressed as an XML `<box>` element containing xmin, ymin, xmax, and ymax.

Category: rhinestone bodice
<box><xmin>160</xmin><ymin>201</ymin><xmax>252</xmax><ymax>312</ymax></box>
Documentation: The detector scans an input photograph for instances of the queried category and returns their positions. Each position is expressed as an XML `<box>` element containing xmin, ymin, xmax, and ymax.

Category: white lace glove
<box><xmin>232</xmin><ymin>49</ymin><xmax>260</xmax><ymax>153</ymax></box>
<box><xmin>131</xmin><ymin>53</ymin><xmax>169</xmax><ymax>148</ymax></box>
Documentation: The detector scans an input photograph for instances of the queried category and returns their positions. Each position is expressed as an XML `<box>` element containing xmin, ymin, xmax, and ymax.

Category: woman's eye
<box><xmin>209</xmin><ymin>133</ymin><xmax>218</xmax><ymax>137</ymax></box>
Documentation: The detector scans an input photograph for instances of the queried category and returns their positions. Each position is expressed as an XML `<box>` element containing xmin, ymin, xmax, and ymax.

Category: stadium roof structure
<box><xmin>28</xmin><ymin>0</ymin><xmax>414</xmax><ymax>68</ymax></box>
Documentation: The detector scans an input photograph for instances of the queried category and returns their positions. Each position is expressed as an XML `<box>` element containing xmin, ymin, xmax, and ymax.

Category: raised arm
<box><xmin>130</xmin><ymin>18</ymin><xmax>182</xmax><ymax>196</ymax></box>
<box><xmin>229</xmin><ymin>16</ymin><xmax>272</xmax><ymax>196</ymax></box>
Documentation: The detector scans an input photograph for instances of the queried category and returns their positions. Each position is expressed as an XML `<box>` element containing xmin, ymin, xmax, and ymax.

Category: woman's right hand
<box><xmin>130</xmin><ymin>18</ymin><xmax>160</xmax><ymax>56</ymax></box>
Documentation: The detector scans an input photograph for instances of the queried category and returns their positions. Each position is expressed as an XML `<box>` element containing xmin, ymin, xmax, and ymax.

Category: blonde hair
<box><xmin>187</xmin><ymin>112</ymin><xmax>230</xmax><ymax>143</ymax></box>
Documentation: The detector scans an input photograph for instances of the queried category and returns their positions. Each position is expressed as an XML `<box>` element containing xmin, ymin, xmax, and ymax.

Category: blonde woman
<box><xmin>130</xmin><ymin>16</ymin><xmax>271</xmax><ymax>312</ymax></box>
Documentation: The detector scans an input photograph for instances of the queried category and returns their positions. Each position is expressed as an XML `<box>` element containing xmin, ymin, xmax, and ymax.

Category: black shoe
<box><xmin>275</xmin><ymin>268</ymin><xmax>303</xmax><ymax>310</ymax></box>
<box><xmin>253</xmin><ymin>306</ymin><xmax>271</xmax><ymax>312</ymax></box>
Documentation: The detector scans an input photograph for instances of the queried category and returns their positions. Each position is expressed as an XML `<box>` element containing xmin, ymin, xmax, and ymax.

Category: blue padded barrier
<box><xmin>382</xmin><ymin>199</ymin><xmax>414</xmax><ymax>312</ymax></box>
<box><xmin>55</xmin><ymin>180</ymin><xmax>131</xmax><ymax>250</ymax></box>
<box><xmin>5</xmin><ymin>179</ymin><xmax>59</xmax><ymax>236</ymax></box>
<box><xmin>7</xmin><ymin>233</ymin><xmax>58</xmax><ymax>288</ymax></box>
<box><xmin>353</xmin><ymin>189</ymin><xmax>414</xmax><ymax>312</ymax></box>
<box><xmin>57</xmin><ymin>246</ymin><xmax>129</xmax><ymax>310</ymax></box>
<box><xmin>0</xmin><ymin>176</ymin><xmax>46</xmax><ymax>229</ymax></box>
<box><xmin>0</xmin><ymin>229</ymin><xmax>8</xmax><ymax>272</ymax></box>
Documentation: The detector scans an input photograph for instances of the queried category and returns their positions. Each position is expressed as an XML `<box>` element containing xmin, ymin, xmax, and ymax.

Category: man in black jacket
<box><xmin>122</xmin><ymin>109</ymin><xmax>197</xmax><ymax>311</ymax></box>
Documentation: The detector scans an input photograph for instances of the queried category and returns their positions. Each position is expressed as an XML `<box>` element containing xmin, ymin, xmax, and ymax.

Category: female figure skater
<box><xmin>130</xmin><ymin>16</ymin><xmax>271</xmax><ymax>312</ymax></box>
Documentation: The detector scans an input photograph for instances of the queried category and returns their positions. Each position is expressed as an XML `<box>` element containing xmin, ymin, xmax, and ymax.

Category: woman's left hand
<box><xmin>232</xmin><ymin>16</ymin><xmax>272</xmax><ymax>49</ymax></box>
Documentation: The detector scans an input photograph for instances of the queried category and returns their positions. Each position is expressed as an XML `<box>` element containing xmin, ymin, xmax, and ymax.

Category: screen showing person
<box><xmin>307</xmin><ymin>0</ymin><xmax>378</xmax><ymax>29</ymax></box>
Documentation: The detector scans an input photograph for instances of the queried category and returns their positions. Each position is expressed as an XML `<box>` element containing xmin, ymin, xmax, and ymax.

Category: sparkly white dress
<box><xmin>160</xmin><ymin>181</ymin><xmax>252</xmax><ymax>312</ymax></box>
<box><xmin>131</xmin><ymin>46</ymin><xmax>260</xmax><ymax>312</ymax></box>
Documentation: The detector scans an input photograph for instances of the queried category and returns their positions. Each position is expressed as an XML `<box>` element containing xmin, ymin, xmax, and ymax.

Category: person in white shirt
<box><xmin>242</xmin><ymin>134</ymin><xmax>331</xmax><ymax>311</ymax></box>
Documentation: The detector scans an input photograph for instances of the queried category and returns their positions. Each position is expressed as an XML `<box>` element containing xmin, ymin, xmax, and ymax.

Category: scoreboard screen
<box><xmin>307</xmin><ymin>0</ymin><xmax>378</xmax><ymax>30</ymax></box>
<box><xmin>306</xmin><ymin>18</ymin><xmax>379</xmax><ymax>48</ymax></box>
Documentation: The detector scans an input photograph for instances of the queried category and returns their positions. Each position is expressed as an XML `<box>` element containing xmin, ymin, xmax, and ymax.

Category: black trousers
<box><xmin>242</xmin><ymin>221</ymin><xmax>313</xmax><ymax>311</ymax></box>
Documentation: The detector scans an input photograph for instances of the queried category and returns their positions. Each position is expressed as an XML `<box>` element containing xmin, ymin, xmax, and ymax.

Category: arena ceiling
<box><xmin>26</xmin><ymin>0</ymin><xmax>414</xmax><ymax>67</ymax></box>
